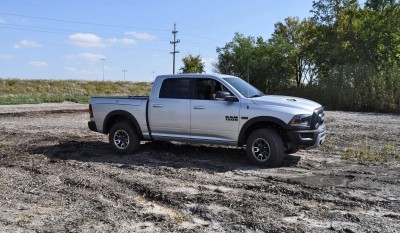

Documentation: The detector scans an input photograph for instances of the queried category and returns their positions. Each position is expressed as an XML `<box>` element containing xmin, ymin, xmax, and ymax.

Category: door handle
<box><xmin>193</xmin><ymin>106</ymin><xmax>205</xmax><ymax>109</ymax></box>
<box><xmin>152</xmin><ymin>104</ymin><xmax>163</xmax><ymax>108</ymax></box>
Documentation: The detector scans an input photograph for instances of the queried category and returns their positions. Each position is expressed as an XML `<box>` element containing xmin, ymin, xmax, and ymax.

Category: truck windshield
<box><xmin>223</xmin><ymin>77</ymin><xmax>264</xmax><ymax>98</ymax></box>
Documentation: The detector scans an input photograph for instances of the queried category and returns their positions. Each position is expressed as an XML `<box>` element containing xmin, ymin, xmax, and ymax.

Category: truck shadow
<box><xmin>30</xmin><ymin>140</ymin><xmax>301</xmax><ymax>172</ymax></box>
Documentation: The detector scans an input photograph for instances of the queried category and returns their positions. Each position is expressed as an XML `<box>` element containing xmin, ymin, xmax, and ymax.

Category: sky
<box><xmin>0</xmin><ymin>0</ymin><xmax>316</xmax><ymax>82</ymax></box>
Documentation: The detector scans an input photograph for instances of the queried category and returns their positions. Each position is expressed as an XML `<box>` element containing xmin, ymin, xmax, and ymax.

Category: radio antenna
<box><xmin>246</xmin><ymin>64</ymin><xmax>251</xmax><ymax>109</ymax></box>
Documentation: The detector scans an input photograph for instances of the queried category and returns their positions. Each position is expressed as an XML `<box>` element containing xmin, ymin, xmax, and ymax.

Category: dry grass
<box><xmin>0</xmin><ymin>78</ymin><xmax>152</xmax><ymax>104</ymax></box>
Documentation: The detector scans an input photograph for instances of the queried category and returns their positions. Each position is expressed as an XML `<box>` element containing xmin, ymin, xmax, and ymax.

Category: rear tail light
<box><xmin>89</xmin><ymin>104</ymin><xmax>93</xmax><ymax>118</ymax></box>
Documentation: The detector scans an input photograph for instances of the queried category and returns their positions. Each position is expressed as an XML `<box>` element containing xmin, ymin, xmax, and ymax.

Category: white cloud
<box><xmin>28</xmin><ymin>61</ymin><xmax>48</xmax><ymax>68</ymax></box>
<box><xmin>68</xmin><ymin>33</ymin><xmax>106</xmax><ymax>48</ymax></box>
<box><xmin>0</xmin><ymin>54</ymin><xmax>13</xmax><ymax>60</ymax></box>
<box><xmin>108</xmin><ymin>37</ymin><xmax>136</xmax><ymax>45</ymax></box>
<box><xmin>78</xmin><ymin>53</ymin><xmax>106</xmax><ymax>61</ymax></box>
<box><xmin>125</xmin><ymin>31</ymin><xmax>157</xmax><ymax>40</ymax></box>
<box><xmin>0</xmin><ymin>18</ymin><xmax>5</xmax><ymax>24</ymax></box>
<box><xmin>14</xmin><ymin>40</ymin><xmax>42</xmax><ymax>49</ymax></box>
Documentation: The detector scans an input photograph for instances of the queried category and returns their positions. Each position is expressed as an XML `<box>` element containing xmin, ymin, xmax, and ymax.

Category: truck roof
<box><xmin>156</xmin><ymin>73</ymin><xmax>238</xmax><ymax>79</ymax></box>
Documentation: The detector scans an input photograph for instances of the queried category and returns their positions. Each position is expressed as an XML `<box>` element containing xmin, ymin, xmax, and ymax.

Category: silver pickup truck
<box><xmin>88</xmin><ymin>74</ymin><xmax>326</xmax><ymax>167</ymax></box>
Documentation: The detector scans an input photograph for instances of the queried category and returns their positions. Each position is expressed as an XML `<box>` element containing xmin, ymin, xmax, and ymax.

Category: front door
<box><xmin>190</xmin><ymin>78</ymin><xmax>240</xmax><ymax>144</ymax></box>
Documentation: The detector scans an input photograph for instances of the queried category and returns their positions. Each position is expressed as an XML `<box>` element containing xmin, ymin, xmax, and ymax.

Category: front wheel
<box><xmin>285</xmin><ymin>146</ymin><xmax>299</xmax><ymax>154</ymax></box>
<box><xmin>109</xmin><ymin>122</ymin><xmax>140</xmax><ymax>154</ymax></box>
<box><xmin>246</xmin><ymin>129</ymin><xmax>284</xmax><ymax>167</ymax></box>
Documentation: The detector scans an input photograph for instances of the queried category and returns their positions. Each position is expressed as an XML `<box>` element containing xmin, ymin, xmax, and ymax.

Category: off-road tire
<box><xmin>246</xmin><ymin>129</ymin><xmax>285</xmax><ymax>167</ymax></box>
<box><xmin>109</xmin><ymin>122</ymin><xmax>140</xmax><ymax>154</ymax></box>
<box><xmin>285</xmin><ymin>147</ymin><xmax>299</xmax><ymax>154</ymax></box>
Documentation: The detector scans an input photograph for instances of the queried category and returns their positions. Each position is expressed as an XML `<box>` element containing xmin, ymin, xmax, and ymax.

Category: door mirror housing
<box><xmin>216</xmin><ymin>91</ymin><xmax>238</xmax><ymax>102</ymax></box>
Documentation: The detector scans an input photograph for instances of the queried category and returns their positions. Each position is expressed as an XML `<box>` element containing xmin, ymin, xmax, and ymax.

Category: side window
<box><xmin>159</xmin><ymin>78</ymin><xmax>191</xmax><ymax>99</ymax></box>
<box><xmin>196</xmin><ymin>78</ymin><xmax>232</xmax><ymax>100</ymax></box>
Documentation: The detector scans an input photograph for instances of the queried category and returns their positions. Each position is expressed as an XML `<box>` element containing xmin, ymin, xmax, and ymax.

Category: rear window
<box><xmin>159</xmin><ymin>78</ymin><xmax>192</xmax><ymax>99</ymax></box>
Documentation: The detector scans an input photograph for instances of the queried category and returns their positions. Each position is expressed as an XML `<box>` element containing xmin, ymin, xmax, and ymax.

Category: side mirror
<box><xmin>216</xmin><ymin>91</ymin><xmax>238</xmax><ymax>102</ymax></box>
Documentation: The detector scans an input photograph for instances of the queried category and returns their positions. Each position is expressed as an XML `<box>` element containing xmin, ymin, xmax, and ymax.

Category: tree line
<box><xmin>199</xmin><ymin>0</ymin><xmax>399</xmax><ymax>113</ymax></box>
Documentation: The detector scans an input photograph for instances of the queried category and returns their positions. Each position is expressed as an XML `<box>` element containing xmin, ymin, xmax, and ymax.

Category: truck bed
<box><xmin>91</xmin><ymin>96</ymin><xmax>149</xmax><ymax>100</ymax></box>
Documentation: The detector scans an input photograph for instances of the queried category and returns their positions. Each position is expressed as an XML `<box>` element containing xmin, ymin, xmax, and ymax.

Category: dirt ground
<box><xmin>0</xmin><ymin>102</ymin><xmax>399</xmax><ymax>232</ymax></box>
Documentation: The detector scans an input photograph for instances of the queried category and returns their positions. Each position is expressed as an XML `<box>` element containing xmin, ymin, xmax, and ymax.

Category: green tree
<box><xmin>311</xmin><ymin>0</ymin><xmax>360</xmax><ymax>26</ymax></box>
<box><xmin>213</xmin><ymin>0</ymin><xmax>400</xmax><ymax>112</ymax></box>
<box><xmin>307</xmin><ymin>0</ymin><xmax>400</xmax><ymax>112</ymax></box>
<box><xmin>213</xmin><ymin>33</ymin><xmax>292</xmax><ymax>93</ymax></box>
<box><xmin>213</xmin><ymin>33</ymin><xmax>255</xmax><ymax>76</ymax></box>
<box><xmin>270</xmin><ymin>17</ymin><xmax>316</xmax><ymax>86</ymax></box>
<box><xmin>179</xmin><ymin>55</ymin><xmax>205</xmax><ymax>73</ymax></box>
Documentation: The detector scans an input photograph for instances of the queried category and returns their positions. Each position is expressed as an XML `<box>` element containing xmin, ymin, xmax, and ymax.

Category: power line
<box><xmin>180</xmin><ymin>32</ymin><xmax>225</xmax><ymax>43</ymax></box>
<box><xmin>180</xmin><ymin>40</ymin><xmax>215</xmax><ymax>50</ymax></box>
<box><xmin>1</xmin><ymin>13</ymin><xmax>224</xmax><ymax>44</ymax></box>
<box><xmin>1</xmin><ymin>0</ymin><xmax>158</xmax><ymax>24</ymax></box>
<box><xmin>0</xmin><ymin>13</ymin><xmax>225</xmax><ymax>47</ymax></box>
<box><xmin>170</xmin><ymin>23</ymin><xmax>180</xmax><ymax>74</ymax></box>
<box><xmin>0</xmin><ymin>35</ymin><xmax>171</xmax><ymax>54</ymax></box>
<box><xmin>0</xmin><ymin>12</ymin><xmax>171</xmax><ymax>32</ymax></box>
<box><xmin>0</xmin><ymin>23</ymin><xmax>171</xmax><ymax>41</ymax></box>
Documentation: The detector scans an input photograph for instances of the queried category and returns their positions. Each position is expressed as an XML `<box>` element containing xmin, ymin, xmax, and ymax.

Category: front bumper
<box><xmin>286</xmin><ymin>124</ymin><xmax>327</xmax><ymax>150</ymax></box>
<box><xmin>88</xmin><ymin>121</ymin><xmax>98</xmax><ymax>132</ymax></box>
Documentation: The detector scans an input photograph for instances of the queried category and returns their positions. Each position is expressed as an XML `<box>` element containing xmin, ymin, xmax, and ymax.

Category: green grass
<box><xmin>341</xmin><ymin>138</ymin><xmax>399</xmax><ymax>165</ymax></box>
<box><xmin>0</xmin><ymin>78</ymin><xmax>152</xmax><ymax>104</ymax></box>
<box><xmin>0</xmin><ymin>141</ymin><xmax>12</xmax><ymax>149</ymax></box>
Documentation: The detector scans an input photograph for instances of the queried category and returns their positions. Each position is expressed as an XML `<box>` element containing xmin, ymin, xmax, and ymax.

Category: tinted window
<box><xmin>159</xmin><ymin>78</ymin><xmax>191</xmax><ymax>99</ymax></box>
<box><xmin>196</xmin><ymin>78</ymin><xmax>233</xmax><ymax>100</ymax></box>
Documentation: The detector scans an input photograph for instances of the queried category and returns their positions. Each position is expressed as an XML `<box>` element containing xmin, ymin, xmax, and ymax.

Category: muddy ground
<box><xmin>0</xmin><ymin>103</ymin><xmax>399</xmax><ymax>232</ymax></box>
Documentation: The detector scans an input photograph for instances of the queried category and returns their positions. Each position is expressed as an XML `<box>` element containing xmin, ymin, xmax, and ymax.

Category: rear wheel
<box><xmin>246</xmin><ymin>129</ymin><xmax>284</xmax><ymax>167</ymax></box>
<box><xmin>109</xmin><ymin>122</ymin><xmax>140</xmax><ymax>154</ymax></box>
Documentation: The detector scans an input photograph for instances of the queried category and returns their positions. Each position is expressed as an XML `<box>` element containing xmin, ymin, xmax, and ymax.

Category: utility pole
<box><xmin>170</xmin><ymin>23</ymin><xmax>180</xmax><ymax>74</ymax></box>
<box><xmin>122</xmin><ymin>69</ymin><xmax>127</xmax><ymax>81</ymax></box>
<box><xmin>100</xmin><ymin>58</ymin><xmax>106</xmax><ymax>81</ymax></box>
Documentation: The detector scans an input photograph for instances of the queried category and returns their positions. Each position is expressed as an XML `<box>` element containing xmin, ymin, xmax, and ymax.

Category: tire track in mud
<box><xmin>55</xmin><ymin>152</ymin><xmax>376</xmax><ymax>232</ymax></box>
<box><xmin>16</xmin><ymin>139</ymin><xmax>400</xmax><ymax>231</ymax></box>
<box><xmin>8</xmin><ymin>140</ymin><xmax>283</xmax><ymax>231</ymax></box>
<box><xmin>0</xmin><ymin>158</ymin><xmax>162</xmax><ymax>232</ymax></box>
<box><xmin>0</xmin><ymin>109</ymin><xmax>86</xmax><ymax>117</ymax></box>
<box><xmin>2</xmin><ymin>141</ymin><xmax>221</xmax><ymax>231</ymax></box>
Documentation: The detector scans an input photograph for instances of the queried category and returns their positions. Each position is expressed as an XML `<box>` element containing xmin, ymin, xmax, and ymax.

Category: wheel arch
<box><xmin>103</xmin><ymin>110</ymin><xmax>143</xmax><ymax>139</ymax></box>
<box><xmin>238</xmin><ymin>116</ymin><xmax>289</xmax><ymax>147</ymax></box>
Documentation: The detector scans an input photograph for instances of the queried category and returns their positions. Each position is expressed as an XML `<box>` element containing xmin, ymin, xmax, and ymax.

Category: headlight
<box><xmin>289</xmin><ymin>114</ymin><xmax>312</xmax><ymax>128</ymax></box>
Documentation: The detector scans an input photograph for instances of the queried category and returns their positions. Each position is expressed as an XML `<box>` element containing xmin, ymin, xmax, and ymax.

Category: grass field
<box><xmin>0</xmin><ymin>78</ymin><xmax>152</xmax><ymax>105</ymax></box>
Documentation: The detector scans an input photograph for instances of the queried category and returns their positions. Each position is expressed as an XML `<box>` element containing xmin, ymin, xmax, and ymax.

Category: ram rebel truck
<box><xmin>88</xmin><ymin>74</ymin><xmax>326</xmax><ymax>167</ymax></box>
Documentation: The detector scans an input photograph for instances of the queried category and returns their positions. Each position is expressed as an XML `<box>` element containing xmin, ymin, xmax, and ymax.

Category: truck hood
<box><xmin>251</xmin><ymin>95</ymin><xmax>321</xmax><ymax>112</ymax></box>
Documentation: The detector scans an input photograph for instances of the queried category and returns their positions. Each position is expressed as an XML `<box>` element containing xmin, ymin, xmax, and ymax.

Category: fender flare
<box><xmin>103</xmin><ymin>110</ymin><xmax>143</xmax><ymax>138</ymax></box>
<box><xmin>238</xmin><ymin>116</ymin><xmax>290</xmax><ymax>146</ymax></box>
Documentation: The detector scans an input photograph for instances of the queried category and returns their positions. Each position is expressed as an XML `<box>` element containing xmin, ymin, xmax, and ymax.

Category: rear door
<box><xmin>148</xmin><ymin>78</ymin><xmax>193</xmax><ymax>140</ymax></box>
